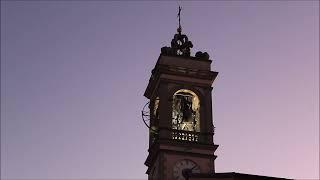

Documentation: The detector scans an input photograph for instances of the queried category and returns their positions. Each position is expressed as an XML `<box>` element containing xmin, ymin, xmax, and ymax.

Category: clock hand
<box><xmin>182</xmin><ymin>164</ymin><xmax>198</xmax><ymax>178</ymax></box>
<box><xmin>190</xmin><ymin>164</ymin><xmax>197</xmax><ymax>170</ymax></box>
<box><xmin>182</xmin><ymin>168</ymin><xmax>192</xmax><ymax>179</ymax></box>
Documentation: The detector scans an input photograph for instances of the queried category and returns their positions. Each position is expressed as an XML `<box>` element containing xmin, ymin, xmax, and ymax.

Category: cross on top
<box><xmin>177</xmin><ymin>6</ymin><xmax>182</xmax><ymax>33</ymax></box>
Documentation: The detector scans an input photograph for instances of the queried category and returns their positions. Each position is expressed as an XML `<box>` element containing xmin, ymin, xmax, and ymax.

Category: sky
<box><xmin>1</xmin><ymin>1</ymin><xmax>319</xmax><ymax>180</ymax></box>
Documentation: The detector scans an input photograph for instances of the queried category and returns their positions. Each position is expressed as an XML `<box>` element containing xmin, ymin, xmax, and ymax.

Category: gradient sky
<box><xmin>1</xmin><ymin>1</ymin><xmax>319</xmax><ymax>180</ymax></box>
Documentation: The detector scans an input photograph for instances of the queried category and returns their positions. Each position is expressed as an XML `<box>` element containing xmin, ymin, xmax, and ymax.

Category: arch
<box><xmin>172</xmin><ymin>89</ymin><xmax>200</xmax><ymax>132</ymax></box>
<box><xmin>168</xmin><ymin>85</ymin><xmax>204</xmax><ymax>103</ymax></box>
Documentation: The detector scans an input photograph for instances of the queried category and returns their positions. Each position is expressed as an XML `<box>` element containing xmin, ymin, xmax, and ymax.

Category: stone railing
<box><xmin>171</xmin><ymin>129</ymin><xmax>200</xmax><ymax>142</ymax></box>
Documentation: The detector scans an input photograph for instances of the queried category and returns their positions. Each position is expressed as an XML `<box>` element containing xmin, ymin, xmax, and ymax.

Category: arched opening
<box><xmin>153</xmin><ymin>96</ymin><xmax>160</xmax><ymax>120</ymax></box>
<box><xmin>172</xmin><ymin>89</ymin><xmax>200</xmax><ymax>132</ymax></box>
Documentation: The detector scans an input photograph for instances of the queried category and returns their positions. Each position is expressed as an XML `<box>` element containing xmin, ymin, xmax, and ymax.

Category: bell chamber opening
<box><xmin>172</xmin><ymin>89</ymin><xmax>200</xmax><ymax>141</ymax></box>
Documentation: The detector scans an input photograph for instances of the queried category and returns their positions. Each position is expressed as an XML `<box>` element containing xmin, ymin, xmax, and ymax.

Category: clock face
<box><xmin>173</xmin><ymin>159</ymin><xmax>200</xmax><ymax>180</ymax></box>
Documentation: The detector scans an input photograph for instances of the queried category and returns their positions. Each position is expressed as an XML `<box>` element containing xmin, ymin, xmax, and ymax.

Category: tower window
<box><xmin>153</xmin><ymin>97</ymin><xmax>160</xmax><ymax>120</ymax></box>
<box><xmin>172</xmin><ymin>89</ymin><xmax>200</xmax><ymax>133</ymax></box>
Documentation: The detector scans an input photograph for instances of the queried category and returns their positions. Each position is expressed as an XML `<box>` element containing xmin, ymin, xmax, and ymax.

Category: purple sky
<box><xmin>1</xmin><ymin>1</ymin><xmax>319</xmax><ymax>180</ymax></box>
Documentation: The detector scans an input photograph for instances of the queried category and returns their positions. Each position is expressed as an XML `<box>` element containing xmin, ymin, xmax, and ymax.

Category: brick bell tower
<box><xmin>142</xmin><ymin>7</ymin><xmax>218</xmax><ymax>180</ymax></box>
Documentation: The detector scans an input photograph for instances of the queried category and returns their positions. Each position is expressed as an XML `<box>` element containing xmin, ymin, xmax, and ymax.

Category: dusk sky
<box><xmin>1</xmin><ymin>1</ymin><xmax>319</xmax><ymax>180</ymax></box>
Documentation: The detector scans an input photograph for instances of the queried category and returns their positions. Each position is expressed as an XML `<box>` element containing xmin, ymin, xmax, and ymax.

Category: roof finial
<box><xmin>177</xmin><ymin>6</ymin><xmax>182</xmax><ymax>34</ymax></box>
<box><xmin>160</xmin><ymin>5</ymin><xmax>197</xmax><ymax>57</ymax></box>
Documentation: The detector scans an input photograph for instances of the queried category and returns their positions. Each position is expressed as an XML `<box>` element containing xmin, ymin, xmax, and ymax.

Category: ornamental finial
<box><xmin>160</xmin><ymin>6</ymin><xmax>193</xmax><ymax>57</ymax></box>
<box><xmin>160</xmin><ymin>6</ymin><xmax>210</xmax><ymax>60</ymax></box>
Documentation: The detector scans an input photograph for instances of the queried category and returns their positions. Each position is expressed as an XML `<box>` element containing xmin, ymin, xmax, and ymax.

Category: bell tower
<box><xmin>142</xmin><ymin>7</ymin><xmax>218</xmax><ymax>180</ymax></box>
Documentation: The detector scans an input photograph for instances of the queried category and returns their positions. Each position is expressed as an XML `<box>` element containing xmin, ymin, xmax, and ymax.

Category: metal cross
<box><xmin>178</xmin><ymin>6</ymin><xmax>182</xmax><ymax>29</ymax></box>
